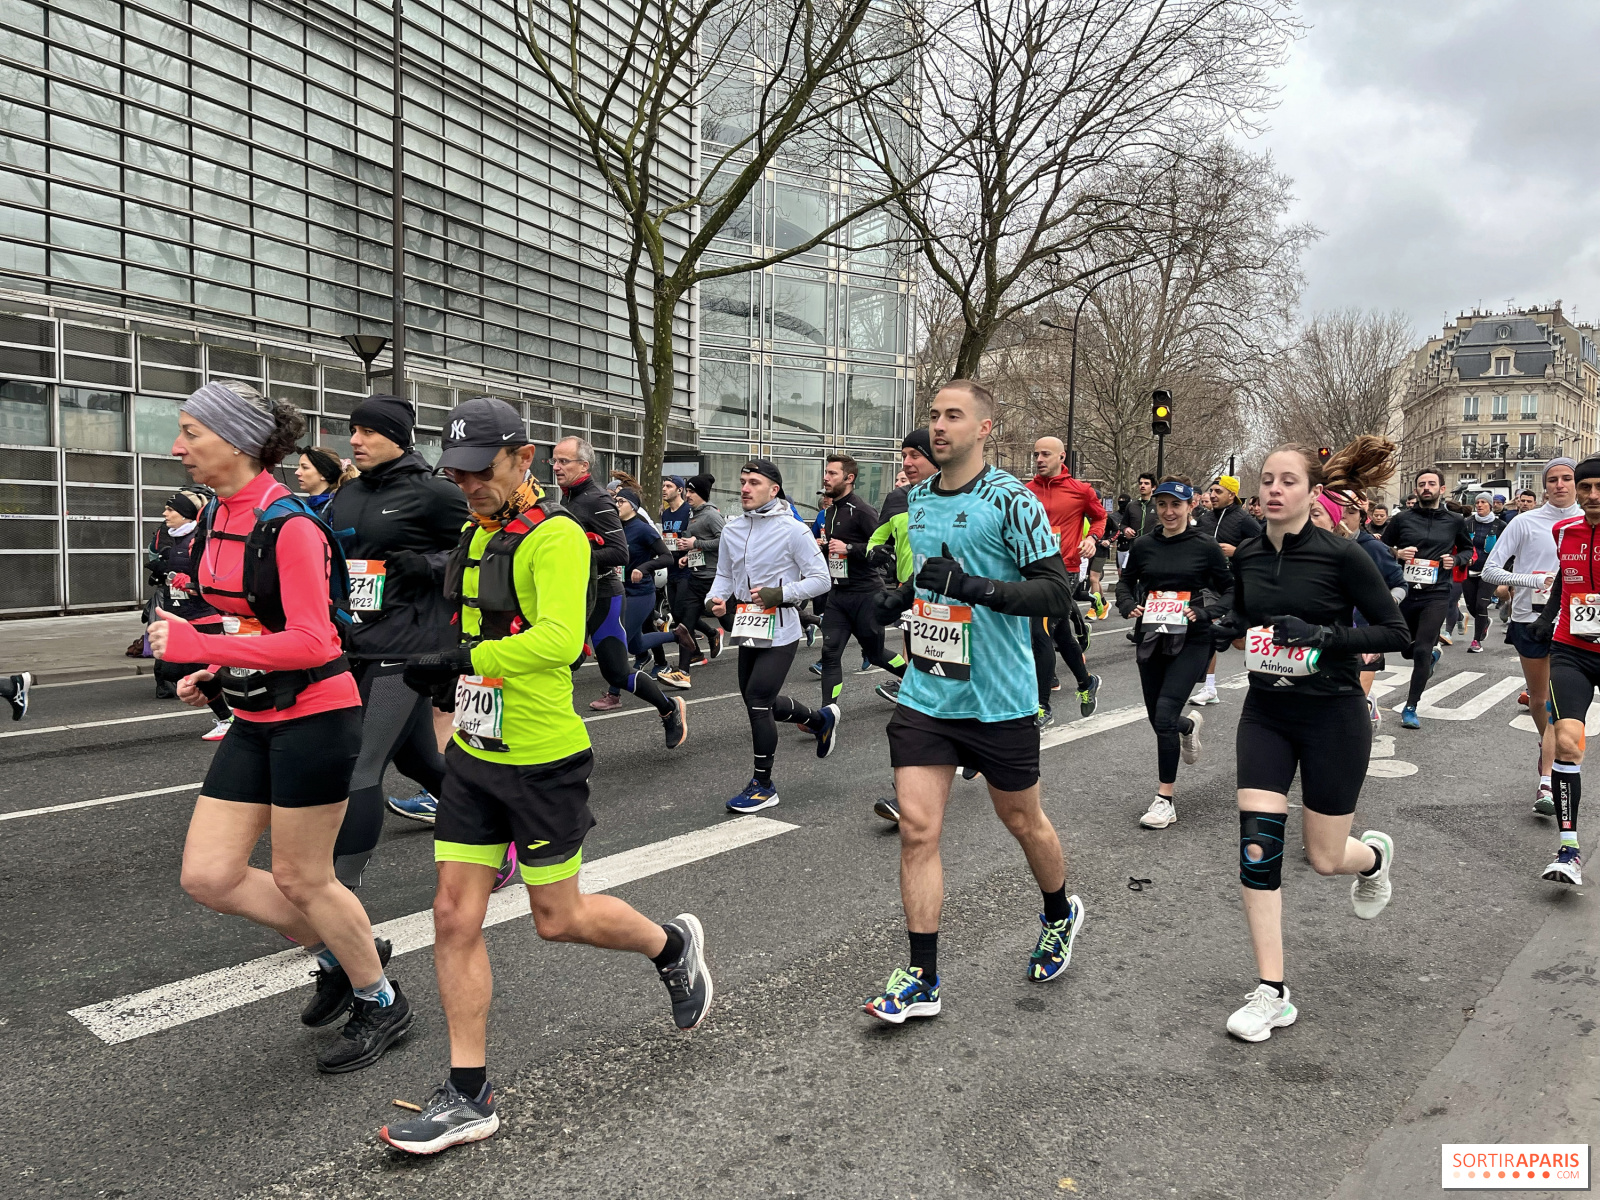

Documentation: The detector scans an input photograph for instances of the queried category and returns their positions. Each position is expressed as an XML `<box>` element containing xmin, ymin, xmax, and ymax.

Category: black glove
<box><xmin>1209</xmin><ymin>613</ymin><xmax>1247</xmax><ymax>650</ymax></box>
<box><xmin>867</xmin><ymin>545</ymin><xmax>896</xmax><ymax>573</ymax></box>
<box><xmin>402</xmin><ymin>645</ymin><xmax>475</xmax><ymax>696</ymax></box>
<box><xmin>196</xmin><ymin>673</ymin><xmax>224</xmax><ymax>701</ymax></box>
<box><xmin>756</xmin><ymin>585</ymin><xmax>785</xmax><ymax>608</ymax></box>
<box><xmin>383</xmin><ymin>549</ymin><xmax>433</xmax><ymax>600</ymax></box>
<box><xmin>915</xmin><ymin>543</ymin><xmax>986</xmax><ymax>604</ymax></box>
<box><xmin>1267</xmin><ymin>614</ymin><xmax>1337</xmax><ymax>649</ymax></box>
<box><xmin>1529</xmin><ymin>614</ymin><xmax>1554</xmax><ymax>645</ymax></box>
<box><xmin>875</xmin><ymin>586</ymin><xmax>913</xmax><ymax>626</ymax></box>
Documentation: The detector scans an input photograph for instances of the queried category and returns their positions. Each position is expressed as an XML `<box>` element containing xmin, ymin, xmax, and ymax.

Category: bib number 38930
<box><xmin>1143</xmin><ymin>590</ymin><xmax>1190</xmax><ymax>634</ymax></box>
<box><xmin>1569</xmin><ymin>594</ymin><xmax>1600</xmax><ymax>639</ymax></box>
<box><xmin>1244</xmin><ymin>625</ymin><xmax>1319</xmax><ymax>677</ymax></box>
<box><xmin>909</xmin><ymin>597</ymin><xmax>973</xmax><ymax>680</ymax></box>
<box><xmin>453</xmin><ymin>675</ymin><xmax>506</xmax><ymax>750</ymax></box>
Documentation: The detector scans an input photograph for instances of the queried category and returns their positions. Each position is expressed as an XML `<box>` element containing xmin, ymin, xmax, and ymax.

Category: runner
<box><xmin>597</xmin><ymin>487</ymin><xmax>684</xmax><ymax>706</ymax></box>
<box><xmin>1517</xmin><ymin>456</ymin><xmax>1600</xmax><ymax>886</ymax></box>
<box><xmin>1116</xmin><ymin>477</ymin><xmax>1233</xmax><ymax>830</ymax></box>
<box><xmin>1381</xmin><ymin>468</ymin><xmax>1474</xmax><ymax>729</ymax></box>
<box><xmin>1115</xmin><ymin>474</ymin><xmax>1158</xmax><ymax>570</ymax></box>
<box><xmin>1214</xmin><ymin>437</ymin><xmax>1409</xmax><ymax>1042</ymax></box>
<box><xmin>380</xmin><ymin>399</ymin><xmax>710</xmax><ymax>1155</ymax></box>
<box><xmin>554</xmin><ymin>436</ymin><xmax>687</xmax><ymax>748</ymax></box>
<box><xmin>150</xmin><ymin>380</ymin><xmax>407</xmax><ymax>1073</ymax></box>
<box><xmin>1</xmin><ymin>670</ymin><xmax>30</xmax><ymax>720</ymax></box>
<box><xmin>1461</xmin><ymin>491</ymin><xmax>1508</xmax><ymax>653</ymax></box>
<box><xmin>1482</xmin><ymin>457</ymin><xmax>1578</xmax><ymax>816</ymax></box>
<box><xmin>1084</xmin><ymin>498</ymin><xmax>1114</xmax><ymax>620</ymax></box>
<box><xmin>816</xmin><ymin>453</ymin><xmax>907</xmax><ymax>707</ymax></box>
<box><xmin>323</xmin><ymin>394</ymin><xmax>467</xmax><ymax>887</ymax></box>
<box><xmin>293</xmin><ymin>443</ymin><xmax>357</xmax><ymax>513</ymax></box>
<box><xmin>1325</xmin><ymin>486</ymin><xmax>1406</xmax><ymax>728</ymax></box>
<box><xmin>864</xmin><ymin>380</ymin><xmax>1081</xmax><ymax>1023</ymax></box>
<box><xmin>658</xmin><ymin>474</ymin><xmax>727</xmax><ymax>686</ymax></box>
<box><xmin>1189</xmin><ymin>475</ymin><xmax>1261</xmax><ymax>708</ymax></box>
<box><xmin>147</xmin><ymin>485</ymin><xmax>235</xmax><ymax>740</ymax></box>
<box><xmin>1025</xmin><ymin>437</ymin><xmax>1103</xmax><ymax>728</ymax></box>
<box><xmin>705</xmin><ymin>460</ymin><xmax>835</xmax><ymax>812</ymax></box>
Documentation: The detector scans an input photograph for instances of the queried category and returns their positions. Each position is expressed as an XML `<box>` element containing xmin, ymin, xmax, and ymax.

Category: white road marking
<box><xmin>1039</xmin><ymin>704</ymin><xmax>1147</xmax><ymax>748</ymax></box>
<box><xmin>0</xmin><ymin>708</ymin><xmax>208</xmax><ymax>740</ymax></box>
<box><xmin>1413</xmin><ymin>672</ymin><xmax>1524</xmax><ymax>721</ymax></box>
<box><xmin>1511</xmin><ymin>707</ymin><xmax>1600</xmax><ymax>735</ymax></box>
<box><xmin>36</xmin><ymin>674</ymin><xmax>149</xmax><ymax>689</ymax></box>
<box><xmin>583</xmin><ymin>690</ymin><xmax>740</xmax><ymax>722</ymax></box>
<box><xmin>69</xmin><ymin>816</ymin><xmax>797</xmax><ymax>1045</ymax></box>
<box><xmin>0</xmin><ymin>782</ymin><xmax>202</xmax><ymax>823</ymax></box>
<box><xmin>1367</xmin><ymin>760</ymin><xmax>1419</xmax><ymax>778</ymax></box>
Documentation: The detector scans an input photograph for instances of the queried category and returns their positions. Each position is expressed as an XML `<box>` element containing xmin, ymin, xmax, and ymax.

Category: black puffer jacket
<box><xmin>324</xmin><ymin>451</ymin><xmax>470</xmax><ymax>656</ymax></box>
<box><xmin>560</xmin><ymin>474</ymin><xmax>628</xmax><ymax>600</ymax></box>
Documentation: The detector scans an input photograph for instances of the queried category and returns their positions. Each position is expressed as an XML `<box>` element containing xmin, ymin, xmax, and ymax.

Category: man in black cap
<box><xmin>321</xmin><ymin>394</ymin><xmax>468</xmax><ymax>891</ymax></box>
<box><xmin>816</xmin><ymin>452</ymin><xmax>906</xmax><ymax>712</ymax></box>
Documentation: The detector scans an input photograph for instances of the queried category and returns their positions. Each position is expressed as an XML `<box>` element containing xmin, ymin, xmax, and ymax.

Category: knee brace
<box><xmin>1239</xmin><ymin>811</ymin><xmax>1286</xmax><ymax>891</ymax></box>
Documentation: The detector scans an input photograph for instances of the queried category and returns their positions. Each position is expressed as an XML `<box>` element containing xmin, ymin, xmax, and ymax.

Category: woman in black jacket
<box><xmin>1214</xmin><ymin>436</ymin><xmax>1409</xmax><ymax>1045</ymax></box>
<box><xmin>146</xmin><ymin>487</ymin><xmax>233</xmax><ymax>738</ymax></box>
<box><xmin>1116</xmin><ymin>477</ymin><xmax>1233</xmax><ymax>831</ymax></box>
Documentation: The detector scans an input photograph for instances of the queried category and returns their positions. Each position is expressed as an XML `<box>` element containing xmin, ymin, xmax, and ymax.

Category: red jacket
<box><xmin>1025</xmin><ymin>469</ymin><xmax>1107</xmax><ymax>572</ymax></box>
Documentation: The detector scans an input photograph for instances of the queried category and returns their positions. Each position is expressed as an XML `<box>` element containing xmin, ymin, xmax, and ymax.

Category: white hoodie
<box><xmin>1482</xmin><ymin>501</ymin><xmax>1582</xmax><ymax>623</ymax></box>
<box><xmin>710</xmin><ymin>498</ymin><xmax>831</xmax><ymax>646</ymax></box>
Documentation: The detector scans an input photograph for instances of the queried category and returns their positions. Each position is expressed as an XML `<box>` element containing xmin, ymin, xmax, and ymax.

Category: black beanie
<box><xmin>166</xmin><ymin>490</ymin><xmax>201</xmax><ymax>520</ymax></box>
<box><xmin>348</xmin><ymin>394</ymin><xmax>414</xmax><ymax>449</ymax></box>
<box><xmin>686</xmin><ymin>473</ymin><xmax>715</xmax><ymax>501</ymax></box>
<box><xmin>901</xmin><ymin>427</ymin><xmax>933</xmax><ymax>461</ymax></box>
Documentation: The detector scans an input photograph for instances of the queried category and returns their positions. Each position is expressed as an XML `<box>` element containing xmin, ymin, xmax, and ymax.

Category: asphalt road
<box><xmin>1</xmin><ymin>616</ymin><xmax>1594</xmax><ymax>1199</ymax></box>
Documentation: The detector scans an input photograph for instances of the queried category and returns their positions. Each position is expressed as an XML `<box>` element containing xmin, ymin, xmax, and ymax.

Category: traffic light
<box><xmin>1150</xmin><ymin>389</ymin><xmax>1172</xmax><ymax>436</ymax></box>
<box><xmin>1318</xmin><ymin>446</ymin><xmax>1332</xmax><ymax>466</ymax></box>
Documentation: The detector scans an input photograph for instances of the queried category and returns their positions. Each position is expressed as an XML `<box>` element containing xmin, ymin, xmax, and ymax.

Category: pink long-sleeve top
<box><xmin>161</xmin><ymin>470</ymin><xmax>360</xmax><ymax>723</ymax></box>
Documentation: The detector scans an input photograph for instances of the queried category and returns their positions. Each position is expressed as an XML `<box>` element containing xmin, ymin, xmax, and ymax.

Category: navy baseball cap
<box><xmin>439</xmin><ymin>397</ymin><xmax>527</xmax><ymax>472</ymax></box>
<box><xmin>1153</xmin><ymin>480</ymin><xmax>1194</xmax><ymax>502</ymax></box>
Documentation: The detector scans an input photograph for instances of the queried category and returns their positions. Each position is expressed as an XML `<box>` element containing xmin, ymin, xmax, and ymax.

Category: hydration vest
<box><xmin>192</xmin><ymin>494</ymin><xmax>354</xmax><ymax>711</ymax></box>
<box><xmin>443</xmin><ymin>497</ymin><xmax>593</xmax><ymax>641</ymax></box>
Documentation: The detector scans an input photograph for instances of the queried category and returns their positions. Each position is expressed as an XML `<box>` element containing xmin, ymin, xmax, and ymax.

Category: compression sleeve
<box><xmin>470</xmin><ymin>517</ymin><xmax>589</xmax><ymax>677</ymax></box>
<box><xmin>589</xmin><ymin>501</ymin><xmax>628</xmax><ymax>575</ymax></box>
<box><xmin>969</xmin><ymin>552</ymin><xmax>1074</xmax><ymax>618</ymax></box>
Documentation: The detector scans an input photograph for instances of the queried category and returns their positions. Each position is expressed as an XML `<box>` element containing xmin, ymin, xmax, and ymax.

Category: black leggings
<box><xmin>586</xmin><ymin>593</ymin><xmax>672</xmax><ymax>715</ymax></box>
<box><xmin>1032</xmin><ymin>614</ymin><xmax>1089</xmax><ymax>707</ymax></box>
<box><xmin>1136</xmin><ymin>639</ymin><xmax>1210</xmax><ymax>784</ymax></box>
<box><xmin>1399</xmin><ymin>589</ymin><xmax>1451</xmax><ymax>707</ymax></box>
<box><xmin>819</xmin><ymin>590</ymin><xmax>905</xmax><ymax>703</ymax></box>
<box><xmin>738</xmin><ymin>642</ymin><xmax>812</xmax><ymax>781</ymax></box>
<box><xmin>668</xmin><ymin>576</ymin><xmax>724</xmax><ymax>669</ymax></box>
<box><xmin>1462</xmin><ymin>575</ymin><xmax>1492</xmax><ymax>642</ymax></box>
<box><xmin>335</xmin><ymin>662</ymin><xmax>447</xmax><ymax>887</ymax></box>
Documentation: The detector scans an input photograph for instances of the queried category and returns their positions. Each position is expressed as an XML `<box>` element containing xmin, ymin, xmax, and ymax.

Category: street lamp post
<box><xmin>390</xmin><ymin>0</ymin><xmax>406</xmax><ymax>393</ymax></box>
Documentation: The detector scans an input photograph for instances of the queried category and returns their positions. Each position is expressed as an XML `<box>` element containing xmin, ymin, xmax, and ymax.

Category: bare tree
<box><xmin>872</xmin><ymin>0</ymin><xmax>1299</xmax><ymax>385</ymax></box>
<box><xmin>519</xmin><ymin>0</ymin><xmax>919</xmax><ymax>483</ymax></box>
<box><xmin>1264</xmin><ymin>308</ymin><xmax>1414</xmax><ymax>450</ymax></box>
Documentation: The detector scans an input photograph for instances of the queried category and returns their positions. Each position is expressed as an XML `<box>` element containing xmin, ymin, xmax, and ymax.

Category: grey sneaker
<box><xmin>1350</xmin><ymin>830</ymin><xmax>1394</xmax><ymax>919</ymax></box>
<box><xmin>380</xmin><ymin>1080</ymin><xmax>499</xmax><ymax>1156</ymax></box>
<box><xmin>874</xmin><ymin>678</ymin><xmax>901</xmax><ymax>704</ymax></box>
<box><xmin>1180</xmin><ymin>710</ymin><xmax>1204</xmax><ymax>764</ymax></box>
<box><xmin>658</xmin><ymin>914</ymin><xmax>713</xmax><ymax>1031</ymax></box>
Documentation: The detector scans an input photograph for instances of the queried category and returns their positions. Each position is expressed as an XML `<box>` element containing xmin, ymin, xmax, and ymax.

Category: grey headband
<box><xmin>181</xmin><ymin>382</ymin><xmax>276</xmax><ymax>459</ymax></box>
<box><xmin>1545</xmin><ymin>456</ymin><xmax>1577</xmax><ymax>482</ymax></box>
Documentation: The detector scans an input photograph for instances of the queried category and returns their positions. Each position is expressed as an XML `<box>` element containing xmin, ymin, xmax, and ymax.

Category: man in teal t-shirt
<box><xmin>863</xmin><ymin>380</ymin><xmax>1086</xmax><ymax>1027</ymax></box>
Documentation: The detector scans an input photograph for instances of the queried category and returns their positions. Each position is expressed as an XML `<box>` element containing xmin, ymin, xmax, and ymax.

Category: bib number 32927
<box><xmin>909</xmin><ymin>597</ymin><xmax>973</xmax><ymax>680</ymax></box>
<box><xmin>1569</xmin><ymin>594</ymin><xmax>1600</xmax><ymax>639</ymax></box>
<box><xmin>453</xmin><ymin>675</ymin><xmax>506</xmax><ymax>750</ymax></box>
<box><xmin>1244</xmin><ymin>625</ymin><xmax>1319</xmax><ymax>677</ymax></box>
<box><xmin>728</xmin><ymin>604</ymin><xmax>777</xmax><ymax>646</ymax></box>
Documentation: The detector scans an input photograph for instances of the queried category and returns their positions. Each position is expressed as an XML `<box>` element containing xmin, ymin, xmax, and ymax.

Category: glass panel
<box><xmin>769</xmin><ymin>275</ymin><xmax>827</xmax><ymax>345</ymax></box>
<box><xmin>771</xmin><ymin>364</ymin><xmax>824</xmax><ymax>436</ymax></box>
<box><xmin>59</xmin><ymin>387</ymin><xmax>127</xmax><ymax>451</ymax></box>
<box><xmin>699</xmin><ymin>357</ymin><xmax>749</xmax><ymax>429</ymax></box>
<box><xmin>700</xmin><ymin>274</ymin><xmax>751</xmax><ymax>338</ymax></box>
<box><xmin>770</xmin><ymin>184</ymin><xmax>828</xmax><ymax>252</ymax></box>
<box><xmin>847</xmin><ymin>288</ymin><xmax>899</xmax><ymax>353</ymax></box>
<box><xmin>0</xmin><ymin>380</ymin><xmax>51</xmax><ymax>446</ymax></box>
<box><xmin>133</xmin><ymin>393</ymin><xmax>181</xmax><ymax>453</ymax></box>
<box><xmin>845</xmin><ymin>370</ymin><xmax>896</xmax><ymax>439</ymax></box>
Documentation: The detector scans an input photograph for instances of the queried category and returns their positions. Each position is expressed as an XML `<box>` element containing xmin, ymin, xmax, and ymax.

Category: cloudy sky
<box><xmin>1253</xmin><ymin>0</ymin><xmax>1600</xmax><ymax>338</ymax></box>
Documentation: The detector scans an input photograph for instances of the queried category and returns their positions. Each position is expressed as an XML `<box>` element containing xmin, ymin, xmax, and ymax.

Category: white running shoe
<box><xmin>1438</xmin><ymin>630</ymin><xmax>1453</xmax><ymax>646</ymax></box>
<box><xmin>1227</xmin><ymin>984</ymin><xmax>1297</xmax><ymax>1042</ymax></box>
<box><xmin>1180</xmin><ymin>710</ymin><xmax>1203</xmax><ymax>764</ymax></box>
<box><xmin>1367</xmin><ymin>694</ymin><xmax>1381</xmax><ymax>731</ymax></box>
<box><xmin>1139</xmin><ymin>796</ymin><xmax>1177</xmax><ymax>829</ymax></box>
<box><xmin>1533</xmin><ymin>782</ymin><xmax>1555</xmax><ymax>816</ymax></box>
<box><xmin>1350</xmin><ymin>830</ymin><xmax>1394</xmax><ymax>919</ymax></box>
<box><xmin>201</xmin><ymin>717</ymin><xmax>232</xmax><ymax>742</ymax></box>
<box><xmin>1188</xmin><ymin>688</ymin><xmax>1219</xmax><ymax>707</ymax></box>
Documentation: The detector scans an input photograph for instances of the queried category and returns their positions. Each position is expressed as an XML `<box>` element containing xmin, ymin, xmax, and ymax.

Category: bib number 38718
<box><xmin>453</xmin><ymin>675</ymin><xmax>506</xmax><ymax>750</ymax></box>
<box><xmin>909</xmin><ymin>597</ymin><xmax>973</xmax><ymax>680</ymax></box>
<box><xmin>1243</xmin><ymin>625</ymin><xmax>1319</xmax><ymax>677</ymax></box>
<box><xmin>1569</xmin><ymin>594</ymin><xmax>1600</xmax><ymax>639</ymax></box>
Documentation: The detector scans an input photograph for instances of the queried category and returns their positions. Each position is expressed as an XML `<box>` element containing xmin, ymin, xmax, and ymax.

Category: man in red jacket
<box><xmin>1024</xmin><ymin>437</ymin><xmax>1105</xmax><ymax>726</ymax></box>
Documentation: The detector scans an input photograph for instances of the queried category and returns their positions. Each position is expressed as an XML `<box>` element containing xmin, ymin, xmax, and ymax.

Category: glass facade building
<box><xmin>0</xmin><ymin>0</ymin><xmax>913</xmax><ymax>614</ymax></box>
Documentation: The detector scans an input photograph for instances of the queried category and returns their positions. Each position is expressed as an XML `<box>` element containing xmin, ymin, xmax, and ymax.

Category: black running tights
<box><xmin>1136</xmin><ymin>639</ymin><xmax>1210</xmax><ymax>784</ymax></box>
<box><xmin>738</xmin><ymin>642</ymin><xmax>811</xmax><ymax>779</ymax></box>
<box><xmin>1032</xmin><ymin>613</ymin><xmax>1089</xmax><ymax>708</ymax></box>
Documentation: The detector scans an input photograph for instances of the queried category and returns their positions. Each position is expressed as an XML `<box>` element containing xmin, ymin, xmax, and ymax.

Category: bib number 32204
<box><xmin>908</xmin><ymin>597</ymin><xmax>973</xmax><ymax>680</ymax></box>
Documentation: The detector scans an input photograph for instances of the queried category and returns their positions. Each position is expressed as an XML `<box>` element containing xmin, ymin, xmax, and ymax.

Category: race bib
<box><xmin>686</xmin><ymin>549</ymin><xmax>705</xmax><ymax>569</ymax></box>
<box><xmin>453</xmin><ymin>675</ymin><xmax>506</xmax><ymax>749</ymax></box>
<box><xmin>1568</xmin><ymin>594</ymin><xmax>1600</xmax><ymax>638</ymax></box>
<box><xmin>220</xmin><ymin>614</ymin><xmax>264</xmax><ymax>636</ymax></box>
<box><xmin>1402</xmin><ymin>558</ymin><xmax>1439</xmax><ymax>585</ymax></box>
<box><xmin>728</xmin><ymin>603</ymin><xmax>777</xmax><ymax>645</ymax></box>
<box><xmin>345</xmin><ymin>559</ymin><xmax>386</xmax><ymax>613</ymax></box>
<box><xmin>165</xmin><ymin>572</ymin><xmax>188</xmax><ymax>602</ymax></box>
<box><xmin>828</xmin><ymin>552</ymin><xmax>848</xmax><ymax>580</ymax></box>
<box><xmin>1144</xmin><ymin>590</ymin><xmax>1190</xmax><ymax>634</ymax></box>
<box><xmin>1243</xmin><ymin>625</ymin><xmax>1319</xmax><ymax>677</ymax></box>
<box><xmin>908</xmin><ymin>596</ymin><xmax>973</xmax><ymax>680</ymax></box>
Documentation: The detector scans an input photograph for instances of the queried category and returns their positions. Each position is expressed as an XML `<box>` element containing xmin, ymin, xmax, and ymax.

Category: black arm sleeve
<box><xmin>1380</xmin><ymin>517</ymin><xmax>1402</xmax><ymax>550</ymax></box>
<box><xmin>589</xmin><ymin>504</ymin><xmax>629</xmax><ymax>574</ymax></box>
<box><xmin>1328</xmin><ymin>544</ymin><xmax>1411</xmax><ymax>653</ymax></box>
<box><xmin>969</xmin><ymin>553</ymin><xmax>1074</xmax><ymax>618</ymax></box>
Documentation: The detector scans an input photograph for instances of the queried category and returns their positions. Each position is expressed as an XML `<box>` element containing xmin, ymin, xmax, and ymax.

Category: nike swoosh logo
<box><xmin>382</xmin><ymin>508</ymin><xmax>400</xmax><ymax>514</ymax></box>
<box><xmin>380</xmin><ymin>661</ymin><xmax>405</xmax><ymax>667</ymax></box>
<box><xmin>502</xmin><ymin>432</ymin><xmax>516</xmax><ymax>440</ymax></box>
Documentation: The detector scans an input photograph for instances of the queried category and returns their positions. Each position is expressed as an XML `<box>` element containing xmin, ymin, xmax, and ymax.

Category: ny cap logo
<box><xmin>449</xmin><ymin>418</ymin><xmax>466</xmax><ymax>440</ymax></box>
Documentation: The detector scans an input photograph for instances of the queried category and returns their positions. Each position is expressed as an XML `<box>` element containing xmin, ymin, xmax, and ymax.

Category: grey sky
<box><xmin>1253</xmin><ymin>0</ymin><xmax>1600</xmax><ymax>337</ymax></box>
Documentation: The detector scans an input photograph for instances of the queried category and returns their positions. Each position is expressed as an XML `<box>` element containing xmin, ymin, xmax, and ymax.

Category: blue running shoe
<box><xmin>1400</xmin><ymin>706</ymin><xmax>1420</xmax><ymax>730</ymax></box>
<box><xmin>727</xmin><ymin>778</ymin><xmax>780</xmax><ymax>814</ymax></box>
<box><xmin>807</xmin><ymin>702</ymin><xmax>840</xmax><ymax>759</ymax></box>
<box><xmin>1028</xmin><ymin>896</ymin><xmax>1085</xmax><ymax>982</ymax></box>
<box><xmin>864</xmin><ymin>966</ymin><xmax>941</xmax><ymax>1024</ymax></box>
<box><xmin>387</xmin><ymin>791</ymin><xmax>439</xmax><ymax>824</ymax></box>
<box><xmin>1429</xmin><ymin>647</ymin><xmax>1441</xmax><ymax>676</ymax></box>
<box><xmin>809</xmin><ymin>661</ymin><xmax>824</xmax><ymax>677</ymax></box>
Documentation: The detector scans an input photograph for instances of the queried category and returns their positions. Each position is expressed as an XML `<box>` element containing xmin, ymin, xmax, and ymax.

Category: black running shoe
<box><xmin>873</xmin><ymin>796</ymin><xmax>900</xmax><ymax>823</ymax></box>
<box><xmin>301</xmin><ymin>937</ymin><xmax>393</xmax><ymax>1028</ymax></box>
<box><xmin>663</xmin><ymin>696</ymin><xmax>688</xmax><ymax>749</ymax></box>
<box><xmin>7</xmin><ymin>672</ymin><xmax>31</xmax><ymax>721</ymax></box>
<box><xmin>316</xmin><ymin>980</ymin><xmax>413</xmax><ymax>1074</ymax></box>
<box><xmin>657</xmin><ymin>914</ymin><xmax>712</xmax><ymax>1030</ymax></box>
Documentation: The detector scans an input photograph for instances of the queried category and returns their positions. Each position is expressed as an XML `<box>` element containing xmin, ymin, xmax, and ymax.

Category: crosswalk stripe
<box><xmin>68</xmin><ymin>816</ymin><xmax>797</xmax><ymax>1045</ymax></box>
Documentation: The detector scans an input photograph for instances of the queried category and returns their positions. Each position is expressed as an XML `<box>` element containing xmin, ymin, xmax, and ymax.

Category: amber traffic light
<box><xmin>1151</xmin><ymin>389</ymin><xmax>1172</xmax><ymax>436</ymax></box>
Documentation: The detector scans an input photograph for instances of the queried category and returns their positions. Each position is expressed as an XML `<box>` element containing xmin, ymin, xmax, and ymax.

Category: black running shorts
<box><xmin>203</xmin><ymin>707</ymin><xmax>363</xmax><ymax>808</ymax></box>
<box><xmin>886</xmin><ymin>704</ymin><xmax>1040</xmax><ymax>792</ymax></box>
<box><xmin>1235</xmin><ymin>687</ymin><xmax>1370</xmax><ymax>816</ymax></box>
<box><xmin>1548</xmin><ymin>644</ymin><xmax>1600</xmax><ymax>727</ymax></box>
<box><xmin>1506</xmin><ymin>619</ymin><xmax>1552</xmax><ymax>661</ymax></box>
<box><xmin>434</xmin><ymin>745</ymin><xmax>596</xmax><ymax>887</ymax></box>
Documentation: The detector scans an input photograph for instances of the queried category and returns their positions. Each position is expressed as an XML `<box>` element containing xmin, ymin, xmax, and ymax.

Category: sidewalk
<box><xmin>1</xmin><ymin>611</ymin><xmax>155</xmax><ymax>685</ymax></box>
